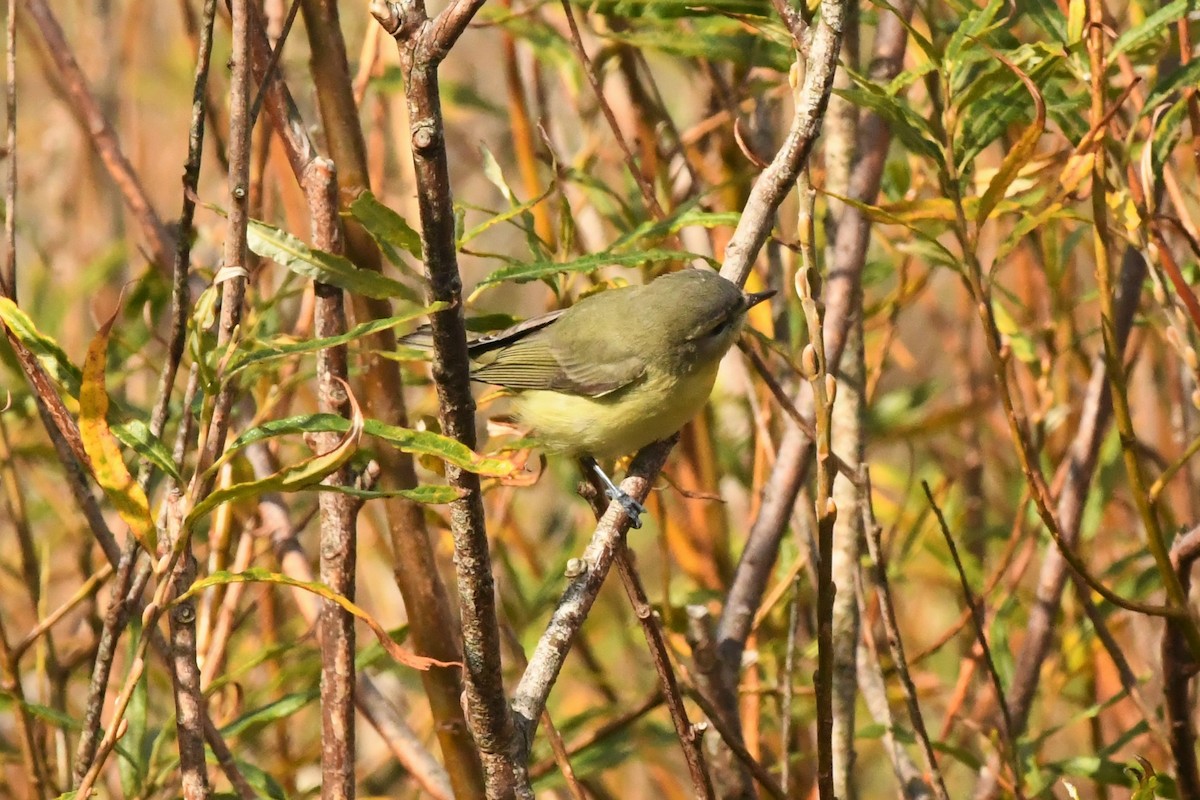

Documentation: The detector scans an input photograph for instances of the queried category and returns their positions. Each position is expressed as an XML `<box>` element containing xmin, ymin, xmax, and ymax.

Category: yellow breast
<box><xmin>513</xmin><ymin>362</ymin><xmax>720</xmax><ymax>459</ymax></box>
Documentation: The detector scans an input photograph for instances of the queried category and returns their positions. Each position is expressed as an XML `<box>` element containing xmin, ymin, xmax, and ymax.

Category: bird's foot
<box><xmin>588</xmin><ymin>460</ymin><xmax>645</xmax><ymax>529</ymax></box>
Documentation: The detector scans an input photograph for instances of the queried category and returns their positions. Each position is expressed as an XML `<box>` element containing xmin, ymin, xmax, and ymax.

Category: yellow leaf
<box><xmin>79</xmin><ymin>307</ymin><xmax>156</xmax><ymax>553</ymax></box>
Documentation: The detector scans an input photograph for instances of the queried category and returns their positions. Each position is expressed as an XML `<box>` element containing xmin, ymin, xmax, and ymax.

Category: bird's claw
<box><xmin>605</xmin><ymin>485</ymin><xmax>645</xmax><ymax>529</ymax></box>
<box><xmin>587</xmin><ymin>459</ymin><xmax>645</xmax><ymax>529</ymax></box>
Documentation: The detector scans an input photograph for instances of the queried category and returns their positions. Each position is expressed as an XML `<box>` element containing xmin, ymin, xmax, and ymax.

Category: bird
<box><xmin>463</xmin><ymin>268</ymin><xmax>774</xmax><ymax>527</ymax></box>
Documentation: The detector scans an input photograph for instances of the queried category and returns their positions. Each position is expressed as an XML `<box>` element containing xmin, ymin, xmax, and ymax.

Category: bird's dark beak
<box><xmin>744</xmin><ymin>288</ymin><xmax>776</xmax><ymax>309</ymax></box>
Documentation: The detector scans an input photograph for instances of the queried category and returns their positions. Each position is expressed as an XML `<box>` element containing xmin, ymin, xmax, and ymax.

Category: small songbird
<box><xmin>463</xmin><ymin>268</ymin><xmax>774</xmax><ymax>526</ymax></box>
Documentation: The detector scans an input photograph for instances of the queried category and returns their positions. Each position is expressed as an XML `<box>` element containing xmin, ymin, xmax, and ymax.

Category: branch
<box><xmin>245</xmin><ymin>442</ymin><xmax>455</xmax><ymax>800</ymax></box>
<box><xmin>577</xmin><ymin>466</ymin><xmax>715</xmax><ymax>799</ymax></box>
<box><xmin>375</xmin><ymin>1</ymin><xmax>514</xmax><ymax>793</ymax></box>
<box><xmin>1164</xmin><ymin>525</ymin><xmax>1200</xmax><ymax>799</ymax></box>
<box><xmin>714</xmin><ymin>0</ymin><xmax>914</xmax><ymax>723</ymax></box>
<box><xmin>718</xmin><ymin>0</ymin><xmax>848</xmax><ymax>287</ymax></box>
<box><xmin>306</xmin><ymin>156</ymin><xmax>360</xmax><ymax>800</ymax></box>
<box><xmin>511</xmin><ymin>439</ymin><xmax>675</xmax><ymax>757</ymax></box>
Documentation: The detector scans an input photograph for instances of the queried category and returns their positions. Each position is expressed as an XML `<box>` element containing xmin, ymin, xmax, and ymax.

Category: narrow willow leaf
<box><xmin>469</xmin><ymin>249</ymin><xmax>711</xmax><ymax>299</ymax></box>
<box><xmin>610</xmin><ymin>204</ymin><xmax>740</xmax><ymax>250</ymax></box>
<box><xmin>480</xmin><ymin>142</ymin><xmax>519</xmax><ymax>204</ymax></box>
<box><xmin>1110</xmin><ymin>0</ymin><xmax>1189</xmax><ymax>58</ymax></box>
<box><xmin>113</xmin><ymin>420</ymin><xmax>181</xmax><ymax>483</ymax></box>
<box><xmin>0</xmin><ymin>296</ymin><xmax>83</xmax><ymax>396</ymax></box>
<box><xmin>1066</xmin><ymin>0</ymin><xmax>1085</xmax><ymax>43</ymax></box>
<box><xmin>1142</xmin><ymin>58</ymin><xmax>1200</xmax><ymax>116</ymax></box>
<box><xmin>945</xmin><ymin>0</ymin><xmax>1006</xmax><ymax>66</ymax></box>
<box><xmin>223</xmin><ymin>413</ymin><xmax>517</xmax><ymax>477</ymax></box>
<box><xmin>177</xmin><ymin>568</ymin><xmax>458</xmax><ymax>671</ymax></box>
<box><xmin>835</xmin><ymin>83</ymin><xmax>943</xmax><ymax>166</ymax></box>
<box><xmin>247</xmin><ymin>218</ymin><xmax>419</xmax><ymax>302</ymax></box>
<box><xmin>976</xmin><ymin>51</ymin><xmax>1046</xmax><ymax>224</ymax></box>
<box><xmin>187</xmin><ymin>388</ymin><xmax>365</xmax><ymax>526</ymax></box>
<box><xmin>823</xmin><ymin>189</ymin><xmax>960</xmax><ymax>266</ymax></box>
<box><xmin>219</xmin><ymin>691</ymin><xmax>317</xmax><ymax>737</ymax></box>
<box><xmin>313</xmin><ymin>483</ymin><xmax>462</xmax><ymax>504</ymax></box>
<box><xmin>349</xmin><ymin>191</ymin><xmax>424</xmax><ymax>259</ymax></box>
<box><xmin>226</xmin><ymin>304</ymin><xmax>444</xmax><ymax>376</ymax></box>
<box><xmin>80</xmin><ymin>308</ymin><xmax>156</xmax><ymax>553</ymax></box>
<box><xmin>459</xmin><ymin>185</ymin><xmax>553</xmax><ymax>247</ymax></box>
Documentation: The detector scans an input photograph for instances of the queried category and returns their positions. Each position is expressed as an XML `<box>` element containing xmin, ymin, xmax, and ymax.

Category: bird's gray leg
<box><xmin>582</xmin><ymin>457</ymin><xmax>645</xmax><ymax>529</ymax></box>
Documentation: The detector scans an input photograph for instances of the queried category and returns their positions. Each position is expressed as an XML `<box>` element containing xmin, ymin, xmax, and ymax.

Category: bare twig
<box><xmin>715</xmin><ymin>0</ymin><xmax>912</xmax><ymax>694</ymax></box>
<box><xmin>246</xmin><ymin>442</ymin><xmax>456</xmax><ymax>800</ymax></box>
<box><xmin>924</xmin><ymin>482</ymin><xmax>1022</xmax><ymax>799</ymax></box>
<box><xmin>861</xmin><ymin>469</ymin><xmax>949</xmax><ymax>800</ymax></box>
<box><xmin>686</xmin><ymin>686</ymin><xmax>788</xmax><ymax>800</ymax></box>
<box><xmin>1003</xmin><ymin>247</ymin><xmax>1147</xmax><ymax>740</ymax></box>
<box><xmin>1166</xmin><ymin>525</ymin><xmax>1200</xmax><ymax>799</ymax></box>
<box><xmin>559</xmin><ymin>0</ymin><xmax>666</xmax><ymax>220</ymax></box>
<box><xmin>2</xmin><ymin>0</ymin><xmax>15</xmax><ymax>300</ymax></box>
<box><xmin>305</xmin><ymin>156</ymin><xmax>360</xmax><ymax>800</ymax></box>
<box><xmin>718</xmin><ymin>0</ymin><xmax>847</xmax><ymax>287</ymax></box>
<box><xmin>578</xmin><ymin>463</ymin><xmax>715</xmax><ymax>799</ymax></box>
<box><xmin>0</xmin><ymin>612</ymin><xmax>49</xmax><ymax>798</ymax></box>
<box><xmin>373</xmin><ymin>1</ymin><xmax>515</xmax><ymax>794</ymax></box>
<box><xmin>255</xmin><ymin>1</ymin><xmax>484</xmax><ymax>791</ymax></box>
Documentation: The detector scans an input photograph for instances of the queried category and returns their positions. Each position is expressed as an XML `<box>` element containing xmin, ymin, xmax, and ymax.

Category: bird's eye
<box><xmin>706</xmin><ymin>317</ymin><xmax>734</xmax><ymax>338</ymax></box>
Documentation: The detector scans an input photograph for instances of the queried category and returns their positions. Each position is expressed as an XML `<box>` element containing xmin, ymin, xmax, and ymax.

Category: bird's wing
<box><xmin>470</xmin><ymin>329</ymin><xmax>646</xmax><ymax>397</ymax></box>
<box><xmin>466</xmin><ymin>309</ymin><xmax>568</xmax><ymax>356</ymax></box>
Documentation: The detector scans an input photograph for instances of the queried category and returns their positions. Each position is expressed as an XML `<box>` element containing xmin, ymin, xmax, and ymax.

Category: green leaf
<box><xmin>224</xmin><ymin>413</ymin><xmax>518</xmax><ymax>477</ymax></box>
<box><xmin>610</xmin><ymin>205</ymin><xmax>741</xmax><ymax>250</ymax></box>
<box><xmin>945</xmin><ymin>0</ymin><xmax>1007</xmax><ymax>66</ymax></box>
<box><xmin>459</xmin><ymin>187</ymin><xmax>554</xmax><ymax>248</ymax></box>
<box><xmin>247</xmin><ymin>218</ymin><xmax>420</xmax><ymax>302</ymax></box>
<box><xmin>835</xmin><ymin>81</ymin><xmax>943</xmax><ymax>167</ymax></box>
<box><xmin>313</xmin><ymin>483</ymin><xmax>462</xmax><ymax>504</ymax></box>
<box><xmin>1127</xmin><ymin>756</ymin><xmax>1165</xmax><ymax>799</ymax></box>
<box><xmin>1142</xmin><ymin>58</ymin><xmax>1200</xmax><ymax>115</ymax></box>
<box><xmin>1018</xmin><ymin>0</ymin><xmax>1067</xmax><ymax>42</ymax></box>
<box><xmin>349</xmin><ymin>191</ymin><xmax>424</xmax><ymax>260</ymax></box>
<box><xmin>226</xmin><ymin>304</ymin><xmax>443</xmax><ymax>377</ymax></box>
<box><xmin>0</xmin><ymin>296</ymin><xmax>83</xmax><ymax>396</ymax></box>
<box><xmin>469</xmin><ymin>249</ymin><xmax>711</xmax><ymax>298</ymax></box>
<box><xmin>1110</xmin><ymin>0</ymin><xmax>1190</xmax><ymax>59</ymax></box>
<box><xmin>112</xmin><ymin>420</ymin><xmax>181</xmax><ymax>484</ymax></box>
<box><xmin>187</xmin><ymin>395</ymin><xmax>365</xmax><ymax>526</ymax></box>
<box><xmin>220</xmin><ymin>691</ymin><xmax>317</xmax><ymax>737</ymax></box>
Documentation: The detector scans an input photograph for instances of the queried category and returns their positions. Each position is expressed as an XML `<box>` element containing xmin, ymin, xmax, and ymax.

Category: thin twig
<box><xmin>246</xmin><ymin>441</ymin><xmax>456</xmax><ymax>800</ymax></box>
<box><xmin>1165</xmin><ymin>525</ymin><xmax>1200</xmax><ymax>798</ymax></box>
<box><xmin>558</xmin><ymin>0</ymin><xmax>665</xmax><ymax>220</ymax></box>
<box><xmin>306</xmin><ymin>156</ymin><xmax>359</xmax><ymax>800</ymax></box>
<box><xmin>578</xmin><ymin>462</ymin><xmax>715</xmax><ymax>799</ymax></box>
<box><xmin>2</xmin><ymin>0</ymin><xmax>15</xmax><ymax>300</ymax></box>
<box><xmin>715</xmin><ymin>0</ymin><xmax>911</xmax><ymax>697</ymax></box>
<box><xmin>861</xmin><ymin>469</ymin><xmax>950</xmax><ymax>800</ymax></box>
<box><xmin>686</xmin><ymin>687</ymin><xmax>788</xmax><ymax>800</ymax></box>
<box><xmin>924</xmin><ymin>482</ymin><xmax>1022</xmax><ymax>798</ymax></box>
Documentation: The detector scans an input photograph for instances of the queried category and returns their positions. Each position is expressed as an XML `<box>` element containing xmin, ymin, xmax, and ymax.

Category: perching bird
<box><xmin>462</xmin><ymin>268</ymin><xmax>774</xmax><ymax>526</ymax></box>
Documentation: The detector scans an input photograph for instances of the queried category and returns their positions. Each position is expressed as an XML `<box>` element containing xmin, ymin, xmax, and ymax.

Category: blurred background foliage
<box><xmin>1</xmin><ymin>0</ymin><xmax>1200</xmax><ymax>798</ymax></box>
